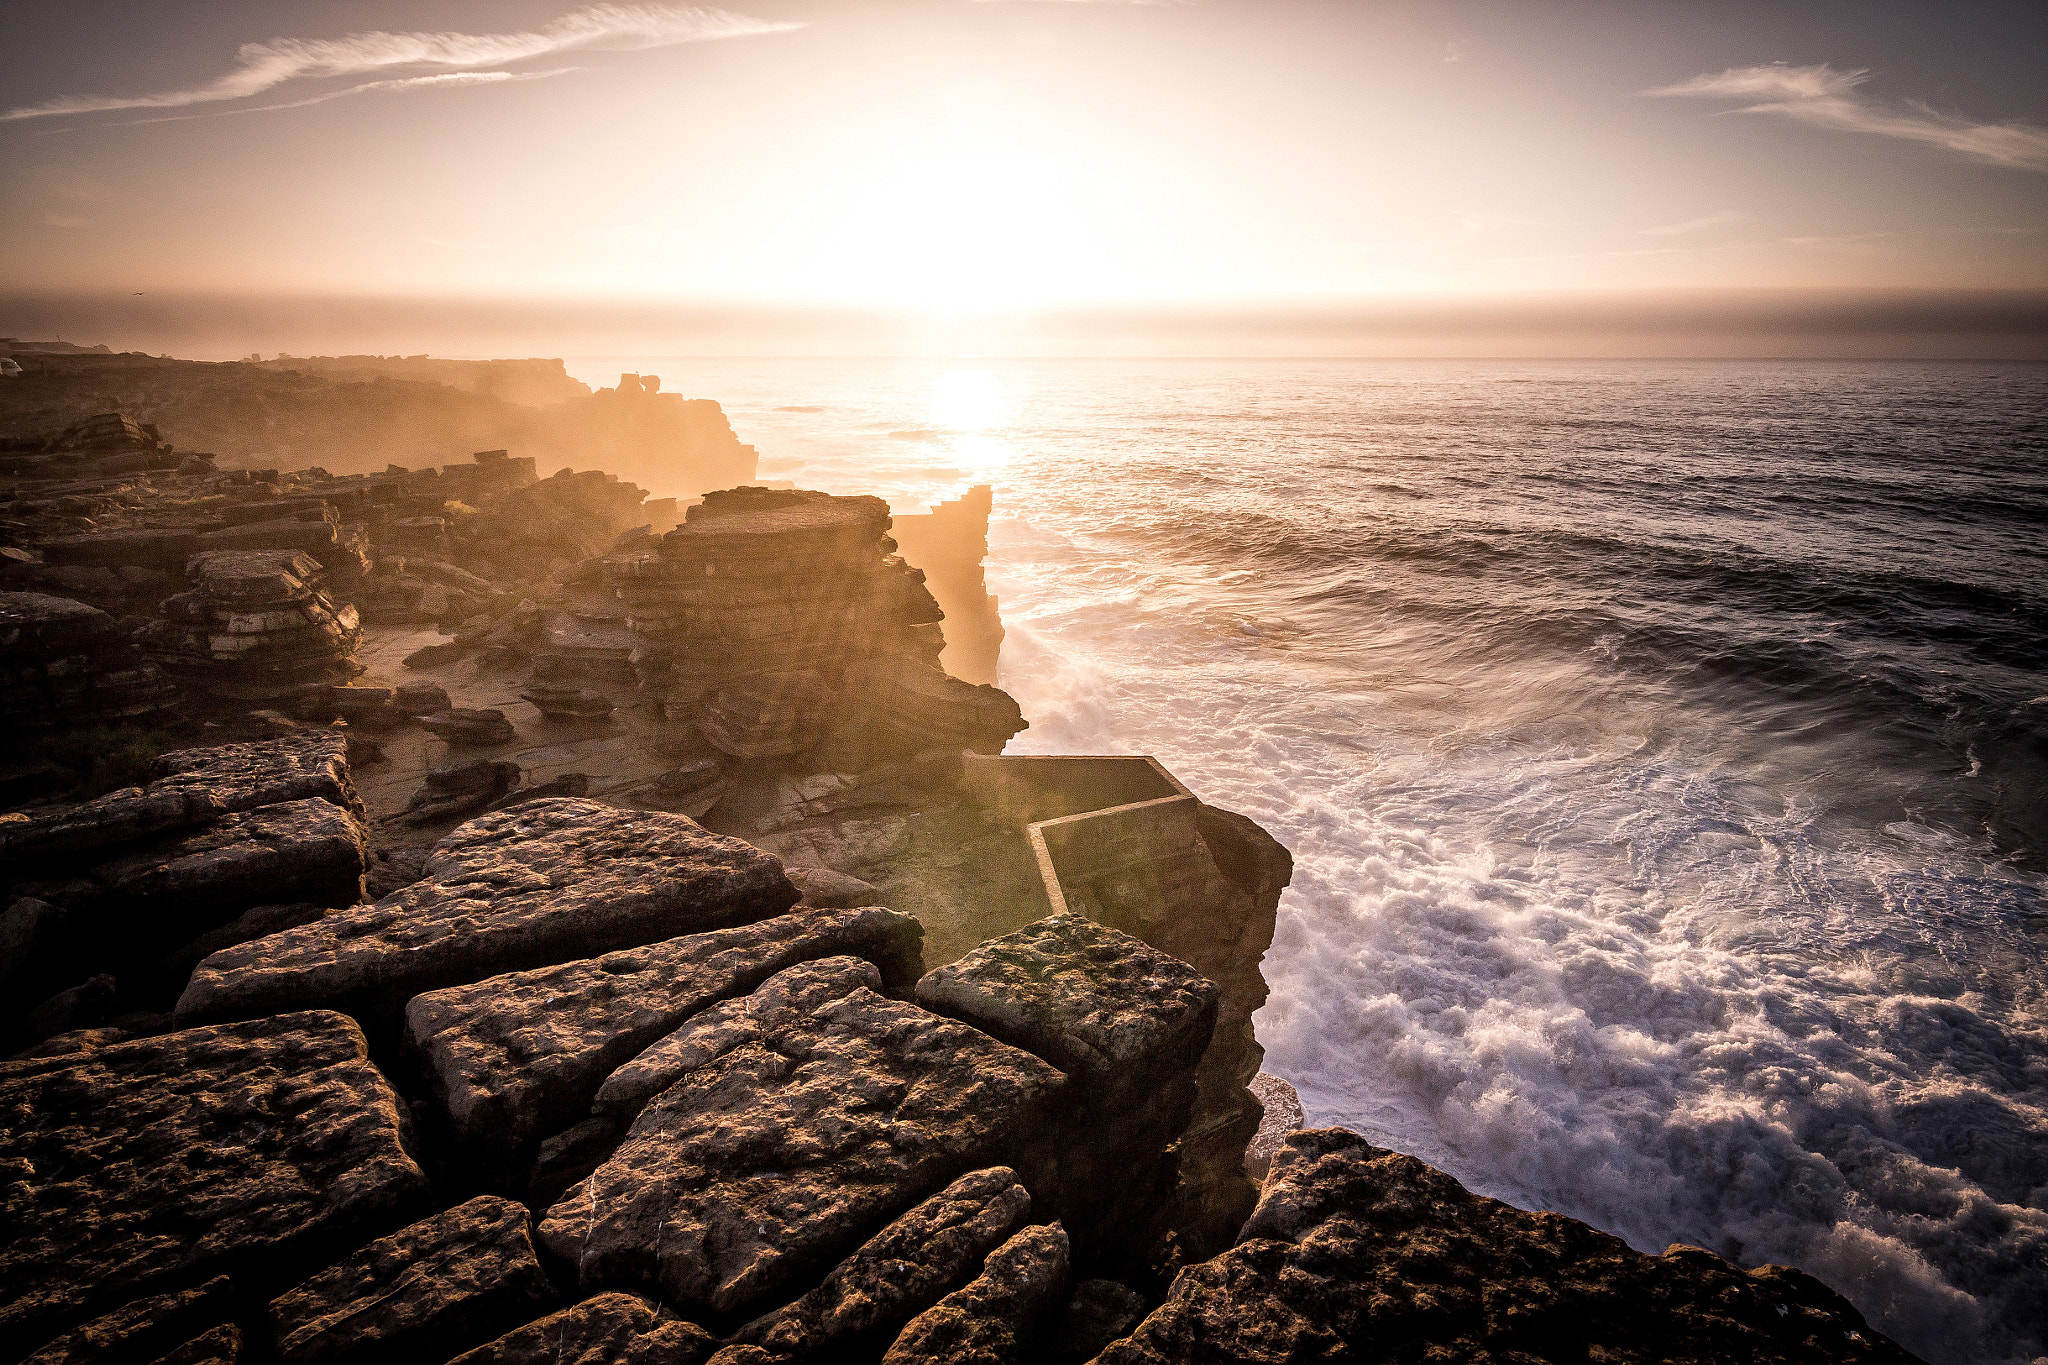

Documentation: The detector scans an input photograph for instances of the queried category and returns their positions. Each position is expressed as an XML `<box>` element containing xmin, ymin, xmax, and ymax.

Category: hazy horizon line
<box><xmin>7</xmin><ymin>285</ymin><xmax>2045</xmax><ymax>361</ymax></box>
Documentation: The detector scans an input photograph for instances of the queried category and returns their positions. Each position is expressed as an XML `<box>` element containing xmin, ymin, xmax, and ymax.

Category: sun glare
<box><xmin>930</xmin><ymin>368</ymin><xmax>1007</xmax><ymax>431</ymax></box>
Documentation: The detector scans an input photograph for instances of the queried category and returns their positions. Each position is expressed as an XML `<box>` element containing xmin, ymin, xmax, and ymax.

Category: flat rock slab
<box><xmin>1096</xmin><ymin>1128</ymin><xmax>1924</xmax><ymax>1365</ymax></box>
<box><xmin>151</xmin><ymin>733</ymin><xmax>363</xmax><ymax>819</ymax></box>
<box><xmin>882</xmin><ymin>1222</ymin><xmax>1071</xmax><ymax>1365</ymax></box>
<box><xmin>0</xmin><ymin>787</ymin><xmax>227</xmax><ymax>865</ymax></box>
<box><xmin>731</xmin><ymin>1167</ymin><xmax>1031</xmax><ymax>1362</ymax></box>
<box><xmin>914</xmin><ymin>913</ymin><xmax>1218</xmax><ymax>1097</ymax></box>
<box><xmin>407</xmin><ymin>906</ymin><xmax>923</xmax><ymax>1180</ymax></box>
<box><xmin>0</xmin><ymin>1011</ymin><xmax>427</xmax><ymax>1348</ymax></box>
<box><xmin>538</xmin><ymin>960</ymin><xmax>1064</xmax><ymax>1320</ymax></box>
<box><xmin>88</xmin><ymin>798</ymin><xmax>368</xmax><ymax>919</ymax></box>
<box><xmin>448</xmin><ymin>1293</ymin><xmax>718</xmax><ymax>1365</ymax></box>
<box><xmin>268</xmin><ymin>1195</ymin><xmax>556</xmax><ymax>1365</ymax></box>
<box><xmin>177</xmin><ymin>798</ymin><xmax>798</xmax><ymax>1027</ymax></box>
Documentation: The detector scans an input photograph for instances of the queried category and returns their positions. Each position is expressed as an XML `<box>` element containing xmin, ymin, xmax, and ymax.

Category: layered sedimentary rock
<box><xmin>538</xmin><ymin>958</ymin><xmax>1066</xmax><ymax>1318</ymax></box>
<box><xmin>887</xmin><ymin>485</ymin><xmax>1005</xmax><ymax>686</ymax></box>
<box><xmin>266</xmin><ymin>1196</ymin><xmax>556</xmax><ymax>1365</ymax></box>
<box><xmin>0</xmin><ymin>1011</ymin><xmax>428</xmax><ymax>1350</ymax></box>
<box><xmin>1098</xmin><ymin>1128</ymin><xmax>1923</xmax><ymax>1365</ymax></box>
<box><xmin>144</xmin><ymin>550</ymin><xmax>363</xmax><ymax>698</ymax></box>
<box><xmin>177</xmin><ymin>798</ymin><xmax>798</xmax><ymax>1027</ymax></box>
<box><xmin>406</xmin><ymin>905</ymin><xmax>924</xmax><ymax>1182</ymax></box>
<box><xmin>590</xmin><ymin>488</ymin><xmax>1025</xmax><ymax>763</ymax></box>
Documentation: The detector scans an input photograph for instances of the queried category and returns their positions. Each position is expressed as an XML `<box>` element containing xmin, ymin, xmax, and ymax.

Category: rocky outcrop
<box><xmin>406</xmin><ymin>906</ymin><xmax>924</xmax><ymax>1183</ymax></box>
<box><xmin>885</xmin><ymin>485</ymin><xmax>1004</xmax><ymax>687</ymax></box>
<box><xmin>177</xmin><ymin>798</ymin><xmax>798</xmax><ymax>1029</ymax></box>
<box><xmin>449</xmin><ymin>1293</ymin><xmax>719</xmax><ymax>1365</ymax></box>
<box><xmin>586</xmin><ymin>488</ymin><xmax>1026</xmax><ymax>765</ymax></box>
<box><xmin>537</xmin><ymin>958</ymin><xmax>1066</xmax><ymax>1319</ymax></box>
<box><xmin>0</xmin><ymin>1011</ymin><xmax>427</xmax><ymax>1351</ymax></box>
<box><xmin>913</xmin><ymin>914</ymin><xmax>1218</xmax><ymax>1281</ymax></box>
<box><xmin>881</xmin><ymin>1222</ymin><xmax>1071</xmax><ymax>1365</ymax></box>
<box><xmin>0</xmin><ymin>734</ymin><xmax>370</xmax><ymax>1033</ymax></box>
<box><xmin>398</xmin><ymin>758</ymin><xmax>523</xmax><ymax>824</ymax></box>
<box><xmin>267</xmin><ymin>1196</ymin><xmax>555</xmax><ymax>1365</ymax></box>
<box><xmin>1097</xmin><ymin>1128</ymin><xmax>1924</xmax><ymax>1365</ymax></box>
<box><xmin>143</xmin><ymin>550</ymin><xmax>363</xmax><ymax>699</ymax></box>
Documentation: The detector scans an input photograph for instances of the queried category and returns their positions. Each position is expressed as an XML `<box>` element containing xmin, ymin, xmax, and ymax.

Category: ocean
<box><xmin>562</xmin><ymin>356</ymin><xmax>2048</xmax><ymax>1365</ymax></box>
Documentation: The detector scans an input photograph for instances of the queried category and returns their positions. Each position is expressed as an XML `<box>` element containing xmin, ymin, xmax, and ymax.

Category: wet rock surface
<box><xmin>0</xmin><ymin>1011</ymin><xmax>427</xmax><ymax>1349</ymax></box>
<box><xmin>1097</xmin><ymin>1128</ymin><xmax>1925</xmax><ymax>1365</ymax></box>
<box><xmin>267</xmin><ymin>1196</ymin><xmax>556</xmax><ymax>1365</ymax></box>
<box><xmin>176</xmin><ymin>798</ymin><xmax>798</xmax><ymax>1027</ymax></box>
<box><xmin>407</xmin><ymin>905</ymin><xmax>924</xmax><ymax>1180</ymax></box>
<box><xmin>537</xmin><ymin>959</ymin><xmax>1066</xmax><ymax>1320</ymax></box>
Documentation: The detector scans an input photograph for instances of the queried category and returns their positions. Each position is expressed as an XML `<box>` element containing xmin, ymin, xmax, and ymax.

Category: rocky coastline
<box><xmin>0</xmin><ymin>375</ymin><xmax>1922</xmax><ymax>1363</ymax></box>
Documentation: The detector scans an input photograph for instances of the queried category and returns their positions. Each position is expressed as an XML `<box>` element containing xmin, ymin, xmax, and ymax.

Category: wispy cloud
<box><xmin>115</xmin><ymin>69</ymin><xmax>581</xmax><ymax>126</ymax></box>
<box><xmin>1645</xmin><ymin>63</ymin><xmax>2048</xmax><ymax>172</ymax></box>
<box><xmin>1</xmin><ymin>4</ymin><xmax>799</xmax><ymax>123</ymax></box>
<box><xmin>1641</xmin><ymin>210</ymin><xmax>1745</xmax><ymax>237</ymax></box>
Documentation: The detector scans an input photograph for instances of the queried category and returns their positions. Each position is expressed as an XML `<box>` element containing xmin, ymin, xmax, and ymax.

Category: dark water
<box><xmin>572</xmin><ymin>357</ymin><xmax>2048</xmax><ymax>1364</ymax></box>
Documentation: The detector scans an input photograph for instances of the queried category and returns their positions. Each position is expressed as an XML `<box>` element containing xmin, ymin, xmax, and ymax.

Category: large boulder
<box><xmin>537</xmin><ymin>959</ymin><xmax>1065</xmax><ymax>1319</ymax></box>
<box><xmin>406</xmin><ymin>905</ymin><xmax>924</xmax><ymax>1182</ymax></box>
<box><xmin>176</xmin><ymin>799</ymin><xmax>799</xmax><ymax>1028</ymax></box>
<box><xmin>0</xmin><ymin>1012</ymin><xmax>428</xmax><ymax>1350</ymax></box>
<box><xmin>1094</xmin><ymin>1129</ymin><xmax>1923</xmax><ymax>1365</ymax></box>
<box><xmin>267</xmin><ymin>1196</ymin><xmax>556</xmax><ymax>1365</ymax></box>
<box><xmin>729</xmin><ymin>1168</ymin><xmax>1032</xmax><ymax>1362</ymax></box>
<box><xmin>912</xmin><ymin>914</ymin><xmax>1218</xmax><ymax>1275</ymax></box>
<box><xmin>914</xmin><ymin>913</ymin><xmax>1218</xmax><ymax>1098</ymax></box>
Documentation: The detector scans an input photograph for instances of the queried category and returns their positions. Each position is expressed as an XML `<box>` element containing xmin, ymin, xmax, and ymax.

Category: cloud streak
<box><xmin>1646</xmin><ymin>63</ymin><xmax>2048</xmax><ymax>172</ymax></box>
<box><xmin>114</xmin><ymin>69</ymin><xmax>583</xmax><ymax>126</ymax></box>
<box><xmin>1</xmin><ymin>4</ymin><xmax>799</xmax><ymax>122</ymax></box>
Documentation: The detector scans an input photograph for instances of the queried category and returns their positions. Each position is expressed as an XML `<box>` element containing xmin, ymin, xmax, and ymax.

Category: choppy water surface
<box><xmin>568</xmin><ymin>357</ymin><xmax>2048</xmax><ymax>1365</ymax></box>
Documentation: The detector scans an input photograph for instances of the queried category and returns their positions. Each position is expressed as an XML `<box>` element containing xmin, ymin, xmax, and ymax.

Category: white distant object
<box><xmin>0</xmin><ymin>358</ymin><xmax>22</xmax><ymax>377</ymax></box>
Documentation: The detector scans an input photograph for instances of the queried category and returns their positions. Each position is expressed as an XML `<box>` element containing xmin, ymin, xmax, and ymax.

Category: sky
<box><xmin>2</xmin><ymin>0</ymin><xmax>2045</xmax><ymax>355</ymax></box>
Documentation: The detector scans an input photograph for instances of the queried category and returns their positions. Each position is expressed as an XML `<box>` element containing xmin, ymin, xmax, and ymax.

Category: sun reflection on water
<box><xmin>931</xmin><ymin>367</ymin><xmax>1013</xmax><ymax>473</ymax></box>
